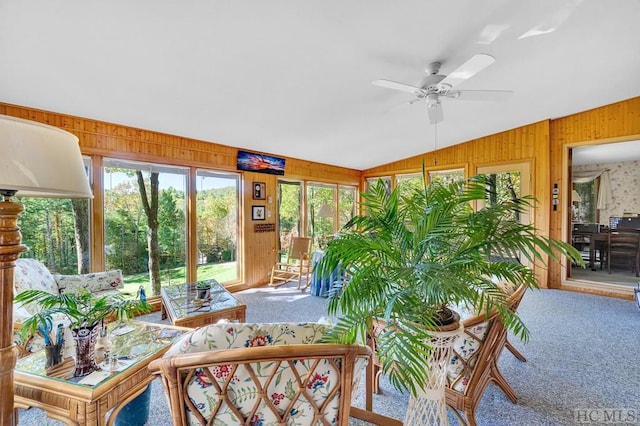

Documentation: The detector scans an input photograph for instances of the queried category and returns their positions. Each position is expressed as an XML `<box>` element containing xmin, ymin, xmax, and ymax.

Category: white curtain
<box><xmin>597</xmin><ymin>170</ymin><xmax>612</xmax><ymax>210</ymax></box>
<box><xmin>573</xmin><ymin>169</ymin><xmax>604</xmax><ymax>183</ymax></box>
<box><xmin>572</xmin><ymin>169</ymin><xmax>612</xmax><ymax>210</ymax></box>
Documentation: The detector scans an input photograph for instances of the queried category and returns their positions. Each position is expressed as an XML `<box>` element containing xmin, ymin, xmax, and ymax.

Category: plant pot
<box><xmin>197</xmin><ymin>288</ymin><xmax>210</xmax><ymax>300</ymax></box>
<box><xmin>196</xmin><ymin>282</ymin><xmax>211</xmax><ymax>300</ymax></box>
<box><xmin>404</xmin><ymin>320</ymin><xmax>463</xmax><ymax>426</ymax></box>
<box><xmin>433</xmin><ymin>306</ymin><xmax>460</xmax><ymax>328</ymax></box>
<box><xmin>71</xmin><ymin>323</ymin><xmax>100</xmax><ymax>377</ymax></box>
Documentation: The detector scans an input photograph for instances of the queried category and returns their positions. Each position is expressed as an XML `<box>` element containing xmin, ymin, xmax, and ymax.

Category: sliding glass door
<box><xmin>195</xmin><ymin>170</ymin><xmax>240</xmax><ymax>283</ymax></box>
<box><xmin>277</xmin><ymin>181</ymin><xmax>302</xmax><ymax>261</ymax></box>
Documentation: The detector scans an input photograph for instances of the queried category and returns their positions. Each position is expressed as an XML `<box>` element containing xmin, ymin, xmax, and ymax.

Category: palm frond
<box><xmin>15</xmin><ymin>288</ymin><xmax>152</xmax><ymax>337</ymax></box>
<box><xmin>316</xmin><ymin>174</ymin><xmax>584</xmax><ymax>396</ymax></box>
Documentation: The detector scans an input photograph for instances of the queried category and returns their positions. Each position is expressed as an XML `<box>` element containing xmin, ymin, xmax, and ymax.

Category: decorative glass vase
<box><xmin>71</xmin><ymin>323</ymin><xmax>100</xmax><ymax>377</ymax></box>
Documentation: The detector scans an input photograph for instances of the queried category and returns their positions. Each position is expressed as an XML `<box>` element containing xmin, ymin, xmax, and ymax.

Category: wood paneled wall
<box><xmin>241</xmin><ymin>172</ymin><xmax>278</xmax><ymax>288</ymax></box>
<box><xmin>548</xmin><ymin>97</ymin><xmax>640</xmax><ymax>288</ymax></box>
<box><xmin>0</xmin><ymin>103</ymin><xmax>360</xmax><ymax>289</ymax></box>
<box><xmin>364</xmin><ymin>121</ymin><xmax>552</xmax><ymax>286</ymax></box>
<box><xmin>364</xmin><ymin>121</ymin><xmax>548</xmax><ymax>176</ymax></box>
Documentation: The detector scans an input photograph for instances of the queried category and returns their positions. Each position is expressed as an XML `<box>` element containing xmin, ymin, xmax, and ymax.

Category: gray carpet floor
<box><xmin>17</xmin><ymin>283</ymin><xmax>640</xmax><ymax>425</ymax></box>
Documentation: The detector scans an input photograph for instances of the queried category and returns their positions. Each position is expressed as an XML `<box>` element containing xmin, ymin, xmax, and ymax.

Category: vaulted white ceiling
<box><xmin>1</xmin><ymin>1</ymin><xmax>639</xmax><ymax>170</ymax></box>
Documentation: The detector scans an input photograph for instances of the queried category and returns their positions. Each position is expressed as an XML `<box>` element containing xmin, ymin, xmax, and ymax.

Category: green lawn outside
<box><xmin>120</xmin><ymin>262</ymin><xmax>238</xmax><ymax>298</ymax></box>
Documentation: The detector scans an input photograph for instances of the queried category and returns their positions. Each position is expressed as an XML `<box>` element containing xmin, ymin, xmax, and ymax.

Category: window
<box><xmin>277</xmin><ymin>180</ymin><xmax>302</xmax><ymax>261</ymax></box>
<box><xmin>103</xmin><ymin>159</ymin><xmax>187</xmax><ymax>297</ymax></box>
<box><xmin>477</xmin><ymin>163</ymin><xmax>531</xmax><ymax>265</ymax></box>
<box><xmin>338</xmin><ymin>185</ymin><xmax>356</xmax><ymax>230</ymax></box>
<box><xmin>429</xmin><ymin>168</ymin><xmax>465</xmax><ymax>185</ymax></box>
<box><xmin>278</xmin><ymin>180</ymin><xmax>358</xmax><ymax>251</ymax></box>
<box><xmin>195</xmin><ymin>170</ymin><xmax>240</xmax><ymax>283</ymax></box>
<box><xmin>396</xmin><ymin>173</ymin><xmax>424</xmax><ymax>200</ymax></box>
<box><xmin>307</xmin><ymin>183</ymin><xmax>335</xmax><ymax>248</ymax></box>
<box><xmin>17</xmin><ymin>157</ymin><xmax>92</xmax><ymax>274</ymax></box>
<box><xmin>573</xmin><ymin>181</ymin><xmax>597</xmax><ymax>223</ymax></box>
<box><xmin>484</xmin><ymin>172</ymin><xmax>521</xmax><ymax>204</ymax></box>
<box><xmin>365</xmin><ymin>176</ymin><xmax>391</xmax><ymax>195</ymax></box>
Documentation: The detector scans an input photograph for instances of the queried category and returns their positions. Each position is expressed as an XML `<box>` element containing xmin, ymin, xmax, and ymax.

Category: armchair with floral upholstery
<box><xmin>12</xmin><ymin>258</ymin><xmax>124</xmax><ymax>356</ymax></box>
<box><xmin>148</xmin><ymin>322</ymin><xmax>371</xmax><ymax>426</ymax></box>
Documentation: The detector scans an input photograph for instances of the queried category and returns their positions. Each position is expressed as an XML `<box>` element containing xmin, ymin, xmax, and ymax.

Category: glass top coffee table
<box><xmin>160</xmin><ymin>279</ymin><xmax>246</xmax><ymax>328</ymax></box>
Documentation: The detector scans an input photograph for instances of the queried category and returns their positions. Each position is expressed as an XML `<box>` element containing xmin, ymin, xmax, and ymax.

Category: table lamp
<box><xmin>0</xmin><ymin>115</ymin><xmax>92</xmax><ymax>425</ymax></box>
<box><xmin>571</xmin><ymin>189</ymin><xmax>582</xmax><ymax>203</ymax></box>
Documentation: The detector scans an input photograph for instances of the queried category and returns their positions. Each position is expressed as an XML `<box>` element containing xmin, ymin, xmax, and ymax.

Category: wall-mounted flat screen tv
<box><xmin>237</xmin><ymin>150</ymin><xmax>285</xmax><ymax>175</ymax></box>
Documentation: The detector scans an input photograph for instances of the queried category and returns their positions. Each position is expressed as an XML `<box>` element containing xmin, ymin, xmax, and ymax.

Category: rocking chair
<box><xmin>269</xmin><ymin>237</ymin><xmax>312</xmax><ymax>290</ymax></box>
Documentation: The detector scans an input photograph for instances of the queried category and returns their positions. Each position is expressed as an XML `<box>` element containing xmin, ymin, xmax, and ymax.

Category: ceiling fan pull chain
<box><xmin>434</xmin><ymin>119</ymin><xmax>438</xmax><ymax>166</ymax></box>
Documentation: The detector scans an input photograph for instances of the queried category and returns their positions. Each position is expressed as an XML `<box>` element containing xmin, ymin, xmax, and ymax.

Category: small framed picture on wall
<box><xmin>252</xmin><ymin>205</ymin><xmax>266</xmax><ymax>221</ymax></box>
<box><xmin>253</xmin><ymin>182</ymin><xmax>266</xmax><ymax>200</ymax></box>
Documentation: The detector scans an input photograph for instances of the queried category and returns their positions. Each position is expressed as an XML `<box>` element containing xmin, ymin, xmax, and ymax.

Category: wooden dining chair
<box><xmin>606</xmin><ymin>230</ymin><xmax>640</xmax><ymax>277</ymax></box>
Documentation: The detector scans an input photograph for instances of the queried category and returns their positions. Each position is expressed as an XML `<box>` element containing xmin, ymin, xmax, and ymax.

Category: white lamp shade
<box><xmin>571</xmin><ymin>189</ymin><xmax>582</xmax><ymax>203</ymax></box>
<box><xmin>0</xmin><ymin>115</ymin><xmax>92</xmax><ymax>198</ymax></box>
<box><xmin>317</xmin><ymin>203</ymin><xmax>333</xmax><ymax>218</ymax></box>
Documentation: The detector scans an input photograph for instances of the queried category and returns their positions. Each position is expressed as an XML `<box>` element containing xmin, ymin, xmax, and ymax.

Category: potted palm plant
<box><xmin>15</xmin><ymin>288</ymin><xmax>152</xmax><ymax>376</ymax></box>
<box><xmin>316</xmin><ymin>174</ymin><xmax>583</xmax><ymax>405</ymax></box>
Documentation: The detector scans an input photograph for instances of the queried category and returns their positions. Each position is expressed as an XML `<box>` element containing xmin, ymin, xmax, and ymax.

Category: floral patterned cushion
<box><xmin>163</xmin><ymin>322</ymin><xmax>363</xmax><ymax>425</ymax></box>
<box><xmin>446</xmin><ymin>280</ymin><xmax>519</xmax><ymax>392</ymax></box>
<box><xmin>447</xmin><ymin>322</ymin><xmax>490</xmax><ymax>392</ymax></box>
<box><xmin>14</xmin><ymin>258</ymin><xmax>59</xmax><ymax>298</ymax></box>
<box><xmin>166</xmin><ymin>322</ymin><xmax>332</xmax><ymax>356</ymax></box>
<box><xmin>54</xmin><ymin>270</ymin><xmax>124</xmax><ymax>294</ymax></box>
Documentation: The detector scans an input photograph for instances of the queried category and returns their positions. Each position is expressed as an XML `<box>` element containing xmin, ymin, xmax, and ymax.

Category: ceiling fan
<box><xmin>373</xmin><ymin>53</ymin><xmax>512</xmax><ymax>124</ymax></box>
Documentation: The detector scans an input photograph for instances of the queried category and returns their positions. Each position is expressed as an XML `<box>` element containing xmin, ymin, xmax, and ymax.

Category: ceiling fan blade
<box><xmin>439</xmin><ymin>54</ymin><xmax>496</xmax><ymax>89</ymax></box>
<box><xmin>427</xmin><ymin>102</ymin><xmax>443</xmax><ymax>124</ymax></box>
<box><xmin>373</xmin><ymin>79</ymin><xmax>423</xmax><ymax>95</ymax></box>
<box><xmin>445</xmin><ymin>89</ymin><xmax>513</xmax><ymax>101</ymax></box>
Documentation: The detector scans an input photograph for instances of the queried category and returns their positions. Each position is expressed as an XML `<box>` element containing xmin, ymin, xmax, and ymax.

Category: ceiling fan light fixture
<box><xmin>426</xmin><ymin>93</ymin><xmax>440</xmax><ymax>106</ymax></box>
<box><xmin>426</xmin><ymin>100</ymin><xmax>443</xmax><ymax>124</ymax></box>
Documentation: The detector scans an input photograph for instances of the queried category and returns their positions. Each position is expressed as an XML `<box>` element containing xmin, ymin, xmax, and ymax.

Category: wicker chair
<box><xmin>444</xmin><ymin>284</ymin><xmax>527</xmax><ymax>426</ymax></box>
<box><xmin>148</xmin><ymin>322</ymin><xmax>370</xmax><ymax>426</ymax></box>
<box><xmin>356</xmin><ymin>284</ymin><xmax>527</xmax><ymax>426</ymax></box>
